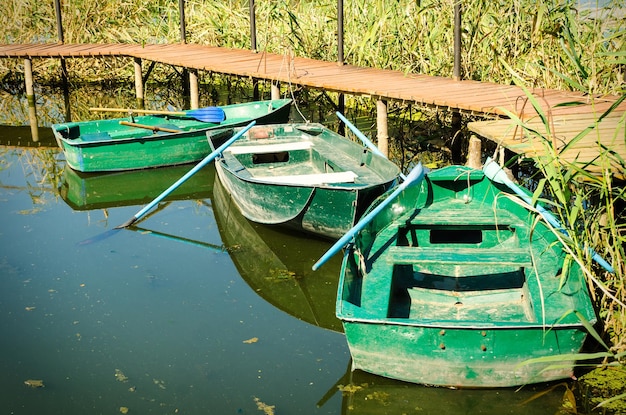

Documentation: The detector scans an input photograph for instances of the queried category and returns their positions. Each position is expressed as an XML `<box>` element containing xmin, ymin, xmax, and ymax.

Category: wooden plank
<box><xmin>1</xmin><ymin>42</ymin><xmax>624</xmax><ymax>177</ymax></box>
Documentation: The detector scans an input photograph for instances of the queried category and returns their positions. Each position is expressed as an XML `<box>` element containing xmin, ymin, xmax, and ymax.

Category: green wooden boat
<box><xmin>52</xmin><ymin>99</ymin><xmax>292</xmax><ymax>172</ymax></box>
<box><xmin>58</xmin><ymin>163</ymin><xmax>215</xmax><ymax>210</ymax></box>
<box><xmin>207</xmin><ymin>123</ymin><xmax>402</xmax><ymax>240</ymax></box>
<box><xmin>336</xmin><ymin>164</ymin><xmax>596</xmax><ymax>387</ymax></box>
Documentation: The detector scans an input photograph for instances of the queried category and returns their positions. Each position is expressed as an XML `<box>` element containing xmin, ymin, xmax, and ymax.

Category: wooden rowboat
<box><xmin>207</xmin><ymin>123</ymin><xmax>402</xmax><ymax>240</ymax></box>
<box><xmin>52</xmin><ymin>99</ymin><xmax>292</xmax><ymax>172</ymax></box>
<box><xmin>336</xmin><ymin>164</ymin><xmax>596</xmax><ymax>387</ymax></box>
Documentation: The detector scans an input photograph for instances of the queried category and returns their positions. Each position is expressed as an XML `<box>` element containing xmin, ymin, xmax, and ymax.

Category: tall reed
<box><xmin>1</xmin><ymin>0</ymin><xmax>624</xmax><ymax>94</ymax></box>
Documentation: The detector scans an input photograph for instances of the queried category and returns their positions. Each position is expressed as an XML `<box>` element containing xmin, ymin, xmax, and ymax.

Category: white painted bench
<box><xmin>255</xmin><ymin>171</ymin><xmax>358</xmax><ymax>185</ymax></box>
<box><xmin>226</xmin><ymin>141</ymin><xmax>313</xmax><ymax>155</ymax></box>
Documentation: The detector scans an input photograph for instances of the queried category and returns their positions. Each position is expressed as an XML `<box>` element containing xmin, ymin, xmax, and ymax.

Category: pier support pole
<box><xmin>466</xmin><ymin>135</ymin><xmax>482</xmax><ymax>169</ymax></box>
<box><xmin>376</xmin><ymin>98</ymin><xmax>389</xmax><ymax>158</ymax></box>
<box><xmin>134</xmin><ymin>58</ymin><xmax>144</xmax><ymax>108</ymax></box>
<box><xmin>271</xmin><ymin>83</ymin><xmax>280</xmax><ymax>100</ymax></box>
<box><xmin>189</xmin><ymin>69</ymin><xmax>199</xmax><ymax>109</ymax></box>
<box><xmin>24</xmin><ymin>58</ymin><xmax>39</xmax><ymax>142</ymax></box>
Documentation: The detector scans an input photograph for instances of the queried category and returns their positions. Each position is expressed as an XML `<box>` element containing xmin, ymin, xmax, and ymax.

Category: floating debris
<box><xmin>253</xmin><ymin>397</ymin><xmax>275</xmax><ymax>415</ymax></box>
<box><xmin>267</xmin><ymin>268</ymin><xmax>298</xmax><ymax>283</ymax></box>
<box><xmin>153</xmin><ymin>378</ymin><xmax>166</xmax><ymax>390</ymax></box>
<box><xmin>24</xmin><ymin>307</ymin><xmax>36</xmax><ymax>312</ymax></box>
<box><xmin>243</xmin><ymin>337</ymin><xmax>259</xmax><ymax>344</ymax></box>
<box><xmin>128</xmin><ymin>386</ymin><xmax>136</xmax><ymax>392</ymax></box>
<box><xmin>115</xmin><ymin>369</ymin><xmax>128</xmax><ymax>383</ymax></box>
<box><xmin>24</xmin><ymin>379</ymin><xmax>44</xmax><ymax>388</ymax></box>
<box><xmin>338</xmin><ymin>383</ymin><xmax>366</xmax><ymax>395</ymax></box>
<box><xmin>119</xmin><ymin>406</ymin><xmax>129</xmax><ymax>414</ymax></box>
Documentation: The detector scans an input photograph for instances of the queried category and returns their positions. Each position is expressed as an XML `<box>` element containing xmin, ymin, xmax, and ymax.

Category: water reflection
<box><xmin>213</xmin><ymin>177</ymin><xmax>343</xmax><ymax>332</ymax></box>
<box><xmin>327</xmin><ymin>366</ymin><xmax>567</xmax><ymax>415</ymax></box>
<box><xmin>58</xmin><ymin>163</ymin><xmax>215</xmax><ymax>211</ymax></box>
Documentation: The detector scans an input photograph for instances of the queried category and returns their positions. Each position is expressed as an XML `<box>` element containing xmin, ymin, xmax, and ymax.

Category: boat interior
<box><xmin>216</xmin><ymin>125</ymin><xmax>389</xmax><ymax>187</ymax></box>
<box><xmin>354</xmin><ymin>208</ymin><xmax>540</xmax><ymax>324</ymax></box>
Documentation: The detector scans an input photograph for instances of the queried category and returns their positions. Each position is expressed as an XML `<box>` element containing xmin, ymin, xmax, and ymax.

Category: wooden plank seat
<box><xmin>386</xmin><ymin>246</ymin><xmax>532</xmax><ymax>268</ymax></box>
<box><xmin>254</xmin><ymin>171</ymin><xmax>358</xmax><ymax>185</ymax></box>
<box><xmin>226</xmin><ymin>141</ymin><xmax>313</xmax><ymax>154</ymax></box>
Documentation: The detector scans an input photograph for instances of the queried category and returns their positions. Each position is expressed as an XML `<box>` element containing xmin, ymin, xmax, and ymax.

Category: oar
<box><xmin>119</xmin><ymin>121</ymin><xmax>181</xmax><ymax>133</ymax></box>
<box><xmin>312</xmin><ymin>163</ymin><xmax>425</xmax><ymax>271</ymax></box>
<box><xmin>336</xmin><ymin>111</ymin><xmax>406</xmax><ymax>180</ymax></box>
<box><xmin>482</xmin><ymin>157</ymin><xmax>614</xmax><ymax>274</ymax></box>
<box><xmin>90</xmin><ymin>106</ymin><xmax>226</xmax><ymax>123</ymax></box>
<box><xmin>115</xmin><ymin>120</ymin><xmax>255</xmax><ymax>229</ymax></box>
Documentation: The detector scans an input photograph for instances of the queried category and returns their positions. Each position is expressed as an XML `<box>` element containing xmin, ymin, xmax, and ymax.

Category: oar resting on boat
<box><xmin>91</xmin><ymin>106</ymin><xmax>226</xmax><ymax>123</ymax></box>
<box><xmin>115</xmin><ymin>121</ymin><xmax>256</xmax><ymax>229</ymax></box>
<box><xmin>312</xmin><ymin>163</ymin><xmax>425</xmax><ymax>271</ymax></box>
<box><xmin>482</xmin><ymin>157</ymin><xmax>614</xmax><ymax>273</ymax></box>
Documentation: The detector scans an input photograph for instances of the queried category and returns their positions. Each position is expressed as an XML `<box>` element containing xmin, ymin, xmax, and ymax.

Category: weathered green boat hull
<box><xmin>337</xmin><ymin>165</ymin><xmax>596</xmax><ymax>387</ymax></box>
<box><xmin>217</xmin><ymin>167</ymin><xmax>393</xmax><ymax>239</ymax></box>
<box><xmin>53</xmin><ymin>99</ymin><xmax>291</xmax><ymax>172</ymax></box>
<box><xmin>59</xmin><ymin>163</ymin><xmax>215</xmax><ymax>210</ymax></box>
<box><xmin>211</xmin><ymin>123</ymin><xmax>401</xmax><ymax>239</ymax></box>
<box><xmin>342</xmin><ymin>315</ymin><xmax>588</xmax><ymax>388</ymax></box>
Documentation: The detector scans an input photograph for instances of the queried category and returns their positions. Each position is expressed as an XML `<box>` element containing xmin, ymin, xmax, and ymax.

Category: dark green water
<box><xmin>0</xmin><ymin>86</ymin><xmax>568</xmax><ymax>414</ymax></box>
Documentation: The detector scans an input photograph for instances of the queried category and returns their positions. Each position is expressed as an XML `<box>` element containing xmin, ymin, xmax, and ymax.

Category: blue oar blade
<box><xmin>312</xmin><ymin>163</ymin><xmax>425</xmax><ymax>271</ymax></box>
<box><xmin>185</xmin><ymin>107</ymin><xmax>226</xmax><ymax>123</ymax></box>
<box><xmin>483</xmin><ymin>157</ymin><xmax>614</xmax><ymax>274</ymax></box>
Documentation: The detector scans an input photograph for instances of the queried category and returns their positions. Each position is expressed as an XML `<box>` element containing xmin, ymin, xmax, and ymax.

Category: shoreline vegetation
<box><xmin>1</xmin><ymin>0</ymin><xmax>625</xmax><ymax>409</ymax></box>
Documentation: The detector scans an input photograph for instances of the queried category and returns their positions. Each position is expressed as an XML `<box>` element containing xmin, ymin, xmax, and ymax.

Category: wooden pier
<box><xmin>1</xmin><ymin>42</ymin><xmax>624</xmax><ymax>174</ymax></box>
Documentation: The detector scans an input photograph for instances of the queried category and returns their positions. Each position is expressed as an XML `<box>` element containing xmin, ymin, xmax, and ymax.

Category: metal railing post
<box><xmin>250</xmin><ymin>0</ymin><xmax>257</xmax><ymax>52</ymax></box>
<box><xmin>337</xmin><ymin>0</ymin><xmax>344</xmax><ymax>64</ymax></box>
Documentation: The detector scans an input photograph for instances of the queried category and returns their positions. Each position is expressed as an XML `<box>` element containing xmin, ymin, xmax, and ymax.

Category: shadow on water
<box><xmin>0</xmin><ymin>84</ymin><xmax>573</xmax><ymax>414</ymax></box>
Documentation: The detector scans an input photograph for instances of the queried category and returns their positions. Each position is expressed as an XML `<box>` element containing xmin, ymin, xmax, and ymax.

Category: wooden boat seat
<box><xmin>386</xmin><ymin>246</ymin><xmax>533</xmax><ymax>268</ymax></box>
<box><xmin>255</xmin><ymin>171</ymin><xmax>358</xmax><ymax>185</ymax></box>
<box><xmin>81</xmin><ymin>132</ymin><xmax>112</xmax><ymax>142</ymax></box>
<box><xmin>226</xmin><ymin>141</ymin><xmax>313</xmax><ymax>154</ymax></box>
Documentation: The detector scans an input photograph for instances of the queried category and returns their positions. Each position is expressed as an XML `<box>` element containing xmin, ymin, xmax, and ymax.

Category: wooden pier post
<box><xmin>189</xmin><ymin>69</ymin><xmax>199</xmax><ymax>109</ymax></box>
<box><xmin>466</xmin><ymin>135</ymin><xmax>482</xmax><ymax>169</ymax></box>
<box><xmin>376</xmin><ymin>98</ymin><xmax>389</xmax><ymax>157</ymax></box>
<box><xmin>133</xmin><ymin>58</ymin><xmax>144</xmax><ymax>108</ymax></box>
<box><xmin>24</xmin><ymin>58</ymin><xmax>39</xmax><ymax>141</ymax></box>
<box><xmin>271</xmin><ymin>83</ymin><xmax>280</xmax><ymax>100</ymax></box>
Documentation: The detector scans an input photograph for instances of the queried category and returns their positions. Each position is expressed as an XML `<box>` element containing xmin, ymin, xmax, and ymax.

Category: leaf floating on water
<box><xmin>253</xmin><ymin>397</ymin><xmax>275</xmax><ymax>415</ymax></box>
<box><xmin>25</xmin><ymin>306</ymin><xmax>36</xmax><ymax>311</ymax></box>
<box><xmin>243</xmin><ymin>337</ymin><xmax>259</xmax><ymax>344</ymax></box>
<box><xmin>115</xmin><ymin>369</ymin><xmax>129</xmax><ymax>382</ymax></box>
<box><xmin>153</xmin><ymin>378</ymin><xmax>166</xmax><ymax>390</ymax></box>
<box><xmin>119</xmin><ymin>406</ymin><xmax>129</xmax><ymax>414</ymax></box>
<box><xmin>24</xmin><ymin>379</ymin><xmax>44</xmax><ymax>388</ymax></box>
<box><xmin>337</xmin><ymin>383</ymin><xmax>366</xmax><ymax>394</ymax></box>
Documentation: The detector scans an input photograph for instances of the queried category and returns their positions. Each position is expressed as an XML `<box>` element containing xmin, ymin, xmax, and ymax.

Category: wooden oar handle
<box><xmin>90</xmin><ymin>107</ymin><xmax>185</xmax><ymax>116</ymax></box>
<box><xmin>119</xmin><ymin>121</ymin><xmax>181</xmax><ymax>133</ymax></box>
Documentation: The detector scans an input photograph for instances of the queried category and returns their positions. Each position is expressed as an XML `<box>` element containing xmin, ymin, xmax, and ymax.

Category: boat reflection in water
<box><xmin>321</xmin><ymin>364</ymin><xmax>566</xmax><ymax>415</ymax></box>
<box><xmin>213</xmin><ymin>177</ymin><xmax>343</xmax><ymax>332</ymax></box>
<box><xmin>58</xmin><ymin>162</ymin><xmax>216</xmax><ymax>211</ymax></box>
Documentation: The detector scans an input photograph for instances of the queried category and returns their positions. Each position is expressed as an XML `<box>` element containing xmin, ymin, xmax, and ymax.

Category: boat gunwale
<box><xmin>53</xmin><ymin>98</ymin><xmax>293</xmax><ymax>148</ymax></box>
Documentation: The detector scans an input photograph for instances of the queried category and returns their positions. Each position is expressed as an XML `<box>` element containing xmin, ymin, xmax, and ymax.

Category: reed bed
<box><xmin>1</xmin><ymin>0</ymin><xmax>624</xmax><ymax>94</ymax></box>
